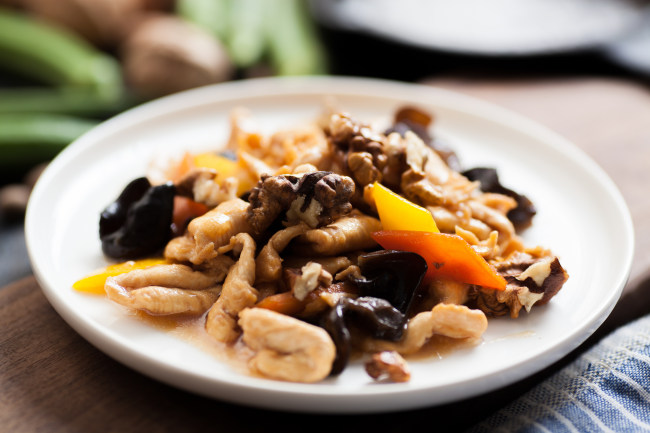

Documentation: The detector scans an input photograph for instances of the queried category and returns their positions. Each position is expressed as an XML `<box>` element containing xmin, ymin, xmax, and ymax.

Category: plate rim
<box><xmin>25</xmin><ymin>76</ymin><xmax>635</xmax><ymax>413</ymax></box>
<box><xmin>309</xmin><ymin>0</ymin><xmax>645</xmax><ymax>56</ymax></box>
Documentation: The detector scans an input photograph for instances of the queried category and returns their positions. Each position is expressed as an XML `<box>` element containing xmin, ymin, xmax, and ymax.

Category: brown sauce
<box><xmin>132</xmin><ymin>310</ymin><xmax>488</xmax><ymax>379</ymax></box>
<box><xmin>406</xmin><ymin>334</ymin><xmax>483</xmax><ymax>361</ymax></box>
<box><xmin>132</xmin><ymin>311</ymin><xmax>256</xmax><ymax>376</ymax></box>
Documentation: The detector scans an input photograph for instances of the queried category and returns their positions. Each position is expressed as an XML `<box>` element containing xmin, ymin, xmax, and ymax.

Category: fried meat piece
<box><xmin>364</xmin><ymin>303</ymin><xmax>488</xmax><ymax>355</ymax></box>
<box><xmin>205</xmin><ymin>233</ymin><xmax>257</xmax><ymax>343</ymax></box>
<box><xmin>255</xmin><ymin>223</ymin><xmax>310</xmax><ymax>284</ymax></box>
<box><xmin>239</xmin><ymin>307</ymin><xmax>336</xmax><ymax>383</ymax></box>
<box><xmin>293</xmin><ymin>211</ymin><xmax>381</xmax><ymax>256</ymax></box>
<box><xmin>174</xmin><ymin>198</ymin><xmax>253</xmax><ymax>265</ymax></box>
<box><xmin>105</xmin><ymin>264</ymin><xmax>221</xmax><ymax>315</ymax></box>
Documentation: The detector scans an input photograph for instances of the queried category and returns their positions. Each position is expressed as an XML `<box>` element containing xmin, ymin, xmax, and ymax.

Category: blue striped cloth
<box><xmin>468</xmin><ymin>314</ymin><xmax>650</xmax><ymax>433</ymax></box>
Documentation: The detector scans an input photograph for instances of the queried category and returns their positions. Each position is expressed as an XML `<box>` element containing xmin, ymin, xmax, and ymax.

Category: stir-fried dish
<box><xmin>77</xmin><ymin>106</ymin><xmax>569</xmax><ymax>384</ymax></box>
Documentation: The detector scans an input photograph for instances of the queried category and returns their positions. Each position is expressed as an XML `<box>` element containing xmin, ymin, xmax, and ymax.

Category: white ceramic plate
<box><xmin>311</xmin><ymin>0</ymin><xmax>645</xmax><ymax>55</ymax></box>
<box><xmin>26</xmin><ymin>77</ymin><xmax>634</xmax><ymax>413</ymax></box>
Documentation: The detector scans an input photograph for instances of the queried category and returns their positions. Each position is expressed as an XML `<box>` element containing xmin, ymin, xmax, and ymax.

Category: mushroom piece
<box><xmin>463</xmin><ymin>167</ymin><xmax>537</xmax><ymax>231</ymax></box>
<box><xmin>99</xmin><ymin>177</ymin><xmax>152</xmax><ymax>239</ymax></box>
<box><xmin>321</xmin><ymin>296</ymin><xmax>407</xmax><ymax>375</ymax></box>
<box><xmin>238</xmin><ymin>308</ymin><xmax>336</xmax><ymax>383</ymax></box>
<box><xmin>349</xmin><ymin>250</ymin><xmax>427</xmax><ymax>314</ymax></box>
<box><xmin>99</xmin><ymin>178</ymin><xmax>175</xmax><ymax>260</ymax></box>
<box><xmin>105</xmin><ymin>264</ymin><xmax>221</xmax><ymax>315</ymax></box>
<box><xmin>364</xmin><ymin>303</ymin><xmax>488</xmax><ymax>355</ymax></box>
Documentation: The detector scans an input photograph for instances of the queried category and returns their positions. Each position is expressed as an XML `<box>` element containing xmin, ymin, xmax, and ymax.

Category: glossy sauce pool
<box><xmin>133</xmin><ymin>311</ymin><xmax>257</xmax><ymax>377</ymax></box>
<box><xmin>133</xmin><ymin>310</ymin><xmax>486</xmax><ymax>380</ymax></box>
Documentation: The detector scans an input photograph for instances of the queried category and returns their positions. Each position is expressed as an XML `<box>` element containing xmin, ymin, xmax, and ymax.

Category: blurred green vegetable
<box><xmin>265</xmin><ymin>0</ymin><xmax>327</xmax><ymax>75</ymax></box>
<box><xmin>176</xmin><ymin>0</ymin><xmax>230</xmax><ymax>42</ymax></box>
<box><xmin>227</xmin><ymin>0</ymin><xmax>266</xmax><ymax>68</ymax></box>
<box><xmin>0</xmin><ymin>6</ymin><xmax>123</xmax><ymax>97</ymax></box>
<box><xmin>0</xmin><ymin>113</ymin><xmax>98</xmax><ymax>168</ymax></box>
<box><xmin>0</xmin><ymin>87</ymin><xmax>135</xmax><ymax>116</ymax></box>
<box><xmin>176</xmin><ymin>0</ymin><xmax>326</xmax><ymax>75</ymax></box>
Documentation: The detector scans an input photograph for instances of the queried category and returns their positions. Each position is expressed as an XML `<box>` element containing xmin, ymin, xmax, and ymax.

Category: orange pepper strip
<box><xmin>371</xmin><ymin>230</ymin><xmax>506</xmax><ymax>290</ymax></box>
<box><xmin>73</xmin><ymin>258</ymin><xmax>169</xmax><ymax>295</ymax></box>
<box><xmin>255</xmin><ymin>292</ymin><xmax>306</xmax><ymax>316</ymax></box>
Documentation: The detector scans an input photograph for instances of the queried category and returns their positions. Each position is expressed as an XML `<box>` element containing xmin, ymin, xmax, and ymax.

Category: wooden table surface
<box><xmin>2</xmin><ymin>76</ymin><xmax>650</xmax><ymax>433</ymax></box>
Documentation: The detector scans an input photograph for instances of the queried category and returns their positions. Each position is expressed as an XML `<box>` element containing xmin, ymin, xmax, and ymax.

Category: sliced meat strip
<box><xmin>293</xmin><ymin>211</ymin><xmax>381</xmax><ymax>256</ymax></box>
<box><xmin>205</xmin><ymin>233</ymin><xmax>257</xmax><ymax>343</ymax></box>
<box><xmin>105</xmin><ymin>264</ymin><xmax>221</xmax><ymax>315</ymax></box>
<box><xmin>238</xmin><ymin>307</ymin><xmax>336</xmax><ymax>383</ymax></box>
<box><xmin>364</xmin><ymin>303</ymin><xmax>488</xmax><ymax>355</ymax></box>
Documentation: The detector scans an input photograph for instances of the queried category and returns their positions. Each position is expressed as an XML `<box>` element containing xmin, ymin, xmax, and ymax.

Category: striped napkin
<box><xmin>468</xmin><ymin>313</ymin><xmax>650</xmax><ymax>432</ymax></box>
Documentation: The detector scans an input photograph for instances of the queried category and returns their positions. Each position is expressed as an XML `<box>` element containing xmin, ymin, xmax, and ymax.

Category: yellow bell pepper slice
<box><xmin>371</xmin><ymin>182</ymin><xmax>439</xmax><ymax>232</ymax></box>
<box><xmin>73</xmin><ymin>258</ymin><xmax>168</xmax><ymax>294</ymax></box>
<box><xmin>193</xmin><ymin>152</ymin><xmax>238</xmax><ymax>178</ymax></box>
<box><xmin>193</xmin><ymin>152</ymin><xmax>253</xmax><ymax>195</ymax></box>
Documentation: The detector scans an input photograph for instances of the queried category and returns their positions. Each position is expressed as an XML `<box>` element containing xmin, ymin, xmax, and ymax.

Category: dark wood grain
<box><xmin>2</xmin><ymin>77</ymin><xmax>650</xmax><ymax>432</ymax></box>
<box><xmin>0</xmin><ymin>277</ymin><xmax>508</xmax><ymax>432</ymax></box>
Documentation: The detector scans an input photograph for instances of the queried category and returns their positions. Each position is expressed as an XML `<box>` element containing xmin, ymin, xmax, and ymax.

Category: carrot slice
<box><xmin>172</xmin><ymin>195</ymin><xmax>209</xmax><ymax>235</ymax></box>
<box><xmin>255</xmin><ymin>292</ymin><xmax>306</xmax><ymax>316</ymax></box>
<box><xmin>372</xmin><ymin>230</ymin><xmax>506</xmax><ymax>290</ymax></box>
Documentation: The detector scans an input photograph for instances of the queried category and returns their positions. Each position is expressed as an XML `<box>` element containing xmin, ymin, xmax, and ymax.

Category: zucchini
<box><xmin>0</xmin><ymin>87</ymin><xmax>136</xmax><ymax>116</ymax></box>
<box><xmin>0</xmin><ymin>113</ymin><xmax>98</xmax><ymax>168</ymax></box>
<box><xmin>0</xmin><ymin>7</ymin><xmax>123</xmax><ymax>97</ymax></box>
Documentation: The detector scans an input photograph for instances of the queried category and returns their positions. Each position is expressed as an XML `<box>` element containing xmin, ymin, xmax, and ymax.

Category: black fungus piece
<box><xmin>321</xmin><ymin>296</ymin><xmax>406</xmax><ymax>376</ymax></box>
<box><xmin>343</xmin><ymin>297</ymin><xmax>407</xmax><ymax>341</ymax></box>
<box><xmin>321</xmin><ymin>301</ymin><xmax>350</xmax><ymax>376</ymax></box>
<box><xmin>99</xmin><ymin>177</ymin><xmax>151</xmax><ymax>239</ymax></box>
<box><xmin>100</xmin><ymin>180</ymin><xmax>175</xmax><ymax>259</ymax></box>
<box><xmin>462</xmin><ymin>167</ymin><xmax>537</xmax><ymax>230</ymax></box>
<box><xmin>350</xmin><ymin>250</ymin><xmax>427</xmax><ymax>314</ymax></box>
<box><xmin>386</xmin><ymin>106</ymin><xmax>434</xmax><ymax>144</ymax></box>
<box><xmin>385</xmin><ymin>106</ymin><xmax>461</xmax><ymax>171</ymax></box>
